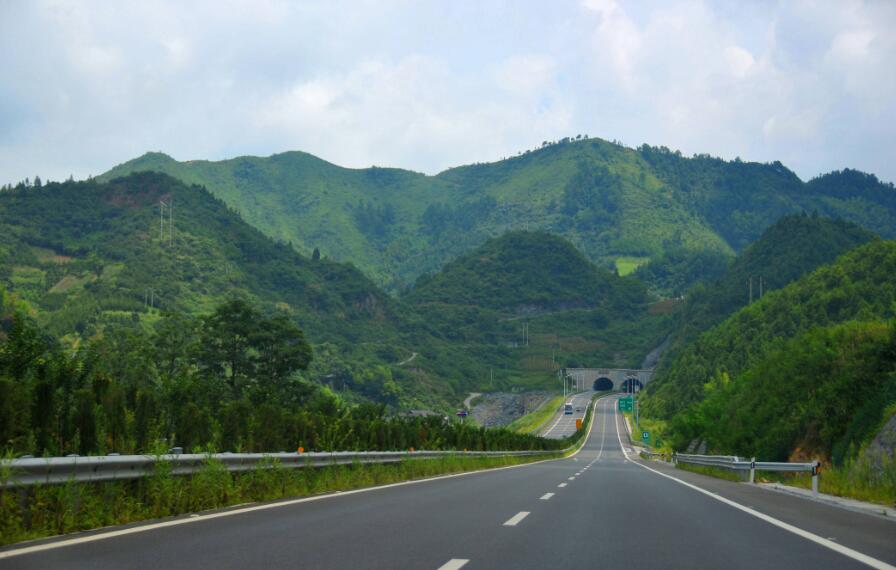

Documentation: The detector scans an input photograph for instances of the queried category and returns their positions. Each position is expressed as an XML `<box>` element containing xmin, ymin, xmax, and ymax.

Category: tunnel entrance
<box><xmin>593</xmin><ymin>377</ymin><xmax>614</xmax><ymax>391</ymax></box>
<box><xmin>620</xmin><ymin>378</ymin><xmax>644</xmax><ymax>393</ymax></box>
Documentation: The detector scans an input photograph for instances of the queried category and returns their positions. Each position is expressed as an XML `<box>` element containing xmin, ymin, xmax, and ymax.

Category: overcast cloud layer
<box><xmin>1</xmin><ymin>0</ymin><xmax>894</xmax><ymax>184</ymax></box>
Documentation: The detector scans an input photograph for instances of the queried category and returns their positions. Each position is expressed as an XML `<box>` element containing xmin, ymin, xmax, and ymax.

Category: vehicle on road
<box><xmin>564</xmin><ymin>402</ymin><xmax>573</xmax><ymax>415</ymax></box>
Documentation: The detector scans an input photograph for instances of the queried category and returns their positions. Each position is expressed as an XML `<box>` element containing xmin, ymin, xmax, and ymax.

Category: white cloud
<box><xmin>828</xmin><ymin>29</ymin><xmax>875</xmax><ymax>62</ymax></box>
<box><xmin>496</xmin><ymin>55</ymin><xmax>557</xmax><ymax>96</ymax></box>
<box><xmin>0</xmin><ymin>0</ymin><xmax>895</xmax><ymax>184</ymax></box>
<box><xmin>724</xmin><ymin>46</ymin><xmax>756</xmax><ymax>79</ymax></box>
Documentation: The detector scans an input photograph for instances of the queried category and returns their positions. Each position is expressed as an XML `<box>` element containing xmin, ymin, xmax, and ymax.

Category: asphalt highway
<box><xmin>539</xmin><ymin>391</ymin><xmax>592</xmax><ymax>439</ymax></box>
<box><xmin>2</xmin><ymin>395</ymin><xmax>894</xmax><ymax>569</ymax></box>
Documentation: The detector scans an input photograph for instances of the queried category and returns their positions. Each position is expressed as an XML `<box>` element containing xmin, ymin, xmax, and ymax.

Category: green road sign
<box><xmin>642</xmin><ymin>431</ymin><xmax>650</xmax><ymax>442</ymax></box>
<box><xmin>618</xmin><ymin>397</ymin><xmax>633</xmax><ymax>412</ymax></box>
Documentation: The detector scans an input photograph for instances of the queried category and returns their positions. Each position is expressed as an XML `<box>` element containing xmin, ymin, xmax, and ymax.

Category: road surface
<box><xmin>3</xmin><ymin>395</ymin><xmax>894</xmax><ymax>569</ymax></box>
<box><xmin>538</xmin><ymin>391</ymin><xmax>591</xmax><ymax>438</ymax></box>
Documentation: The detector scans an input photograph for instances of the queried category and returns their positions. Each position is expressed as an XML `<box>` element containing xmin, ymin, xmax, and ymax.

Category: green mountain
<box><xmin>403</xmin><ymin>231</ymin><xmax>669</xmax><ymax>378</ymax></box>
<box><xmin>672</xmin><ymin>320</ymin><xmax>896</xmax><ymax>466</ymax></box>
<box><xmin>101</xmin><ymin>138</ymin><xmax>896</xmax><ymax>293</ymax></box>
<box><xmin>0</xmin><ymin>174</ymin><xmax>669</xmax><ymax>409</ymax></box>
<box><xmin>0</xmin><ymin>172</ymin><xmax>465</xmax><ymax>408</ymax></box>
<box><xmin>0</xmin><ymin>172</ymin><xmax>404</xmax><ymax>343</ymax></box>
<box><xmin>643</xmin><ymin>239</ymin><xmax>896</xmax><ymax>423</ymax></box>
<box><xmin>407</xmin><ymin>230</ymin><xmax>641</xmax><ymax>312</ymax></box>
<box><xmin>661</xmin><ymin>214</ymin><xmax>878</xmax><ymax>355</ymax></box>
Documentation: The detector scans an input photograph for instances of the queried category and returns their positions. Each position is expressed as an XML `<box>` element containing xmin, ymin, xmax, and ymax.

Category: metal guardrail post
<box><xmin>812</xmin><ymin>461</ymin><xmax>820</xmax><ymax>497</ymax></box>
<box><xmin>749</xmin><ymin>457</ymin><xmax>755</xmax><ymax>484</ymax></box>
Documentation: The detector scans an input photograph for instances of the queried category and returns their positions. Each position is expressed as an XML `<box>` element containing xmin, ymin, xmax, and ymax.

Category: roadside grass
<box><xmin>755</xmin><ymin>455</ymin><xmax>896</xmax><ymax>507</ymax></box>
<box><xmin>507</xmin><ymin>395</ymin><xmax>564</xmax><ymax>434</ymax></box>
<box><xmin>673</xmin><ymin>456</ymin><xmax>896</xmax><ymax>507</ymax></box>
<box><xmin>675</xmin><ymin>462</ymin><xmax>744</xmax><ymax>483</ymax></box>
<box><xmin>0</xmin><ymin>453</ymin><xmax>560</xmax><ymax>547</ymax></box>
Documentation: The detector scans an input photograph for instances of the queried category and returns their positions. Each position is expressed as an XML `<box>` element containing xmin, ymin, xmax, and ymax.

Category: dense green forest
<box><xmin>0</xmin><ymin>174</ymin><xmax>667</xmax><ymax>412</ymax></box>
<box><xmin>642</xmin><ymin>240</ymin><xmax>896</xmax><ymax>462</ymax></box>
<box><xmin>407</xmin><ymin>231</ymin><xmax>644</xmax><ymax>312</ymax></box>
<box><xmin>404</xmin><ymin>231</ymin><xmax>670</xmax><ymax>377</ymax></box>
<box><xmin>660</xmin><ymin>214</ymin><xmax>877</xmax><ymax>357</ymax></box>
<box><xmin>670</xmin><ymin>321</ymin><xmax>895</xmax><ymax>465</ymax></box>
<box><xmin>0</xmin><ymin>297</ymin><xmax>570</xmax><ymax>456</ymax></box>
<box><xmin>0</xmin><ymin>172</ymin><xmax>462</xmax><ymax>408</ymax></box>
<box><xmin>101</xmin><ymin>138</ymin><xmax>896</xmax><ymax>294</ymax></box>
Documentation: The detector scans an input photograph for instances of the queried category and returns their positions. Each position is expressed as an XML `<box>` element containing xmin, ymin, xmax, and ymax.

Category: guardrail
<box><xmin>0</xmin><ymin>394</ymin><xmax>608</xmax><ymax>489</ymax></box>
<box><xmin>673</xmin><ymin>453</ymin><xmax>822</xmax><ymax>495</ymax></box>
<box><xmin>0</xmin><ymin>449</ymin><xmax>556</xmax><ymax>488</ymax></box>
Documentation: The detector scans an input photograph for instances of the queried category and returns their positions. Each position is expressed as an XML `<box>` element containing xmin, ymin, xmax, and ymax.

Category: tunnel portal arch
<box><xmin>593</xmin><ymin>377</ymin><xmax>614</xmax><ymax>391</ymax></box>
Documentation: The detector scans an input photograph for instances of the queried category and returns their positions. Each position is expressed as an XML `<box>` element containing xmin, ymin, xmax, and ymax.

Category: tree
<box><xmin>311</xmin><ymin>247</ymin><xmax>321</xmax><ymax>261</ymax></box>
<box><xmin>197</xmin><ymin>299</ymin><xmax>260</xmax><ymax>392</ymax></box>
<box><xmin>251</xmin><ymin>314</ymin><xmax>313</xmax><ymax>401</ymax></box>
<box><xmin>152</xmin><ymin>312</ymin><xmax>200</xmax><ymax>380</ymax></box>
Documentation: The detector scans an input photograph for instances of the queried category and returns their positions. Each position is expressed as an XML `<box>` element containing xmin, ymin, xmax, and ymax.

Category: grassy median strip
<box><xmin>506</xmin><ymin>395</ymin><xmax>565</xmax><ymax>434</ymax></box>
<box><xmin>0</xmin><ymin>453</ymin><xmax>559</xmax><ymax>546</ymax></box>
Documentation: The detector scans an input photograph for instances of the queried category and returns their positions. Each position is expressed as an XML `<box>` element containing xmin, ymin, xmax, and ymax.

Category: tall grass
<box><xmin>755</xmin><ymin>454</ymin><xmax>896</xmax><ymax>507</ymax></box>
<box><xmin>675</xmin><ymin>456</ymin><xmax>896</xmax><ymax>507</ymax></box>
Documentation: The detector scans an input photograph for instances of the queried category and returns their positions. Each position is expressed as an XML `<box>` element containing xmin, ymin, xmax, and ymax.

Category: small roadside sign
<box><xmin>642</xmin><ymin>431</ymin><xmax>650</xmax><ymax>442</ymax></box>
<box><xmin>456</xmin><ymin>410</ymin><xmax>468</xmax><ymax>418</ymax></box>
<box><xmin>575</xmin><ymin>419</ymin><xmax>583</xmax><ymax>430</ymax></box>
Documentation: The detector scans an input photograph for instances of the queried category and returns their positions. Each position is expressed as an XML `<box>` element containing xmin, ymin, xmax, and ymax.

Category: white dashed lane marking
<box><xmin>437</xmin><ymin>559</ymin><xmax>469</xmax><ymax>570</ymax></box>
<box><xmin>503</xmin><ymin>511</ymin><xmax>531</xmax><ymax>527</ymax></box>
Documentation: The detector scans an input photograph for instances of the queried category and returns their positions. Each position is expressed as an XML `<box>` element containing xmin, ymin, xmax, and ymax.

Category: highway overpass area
<box><xmin>2</xmin><ymin>395</ymin><xmax>894</xmax><ymax>569</ymax></box>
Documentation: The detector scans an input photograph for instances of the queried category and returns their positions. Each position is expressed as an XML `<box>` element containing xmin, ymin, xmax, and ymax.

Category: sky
<box><xmin>1</xmin><ymin>0</ymin><xmax>895</xmax><ymax>184</ymax></box>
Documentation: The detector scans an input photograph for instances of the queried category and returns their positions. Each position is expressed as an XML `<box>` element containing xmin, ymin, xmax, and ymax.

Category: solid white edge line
<box><xmin>437</xmin><ymin>559</ymin><xmax>470</xmax><ymax>570</ymax></box>
<box><xmin>503</xmin><ymin>511</ymin><xmax>531</xmax><ymax>526</ymax></box>
<box><xmin>611</xmin><ymin>397</ymin><xmax>895</xmax><ymax>570</ymax></box>
<box><xmin>2</xmin><ymin>394</ymin><xmax>612</xmax><ymax>561</ymax></box>
<box><xmin>540</xmin><ymin>493</ymin><xmax>555</xmax><ymax>500</ymax></box>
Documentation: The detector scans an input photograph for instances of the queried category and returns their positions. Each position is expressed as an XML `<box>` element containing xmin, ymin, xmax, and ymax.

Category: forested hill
<box><xmin>663</xmin><ymin>214</ymin><xmax>878</xmax><ymax>354</ymax></box>
<box><xmin>399</xmin><ymin>231</ymin><xmax>666</xmax><ymax>385</ymax></box>
<box><xmin>101</xmin><ymin>138</ymin><xmax>896</xmax><ymax>292</ymax></box>
<box><xmin>643</xmin><ymin>239</ymin><xmax>896</xmax><ymax>422</ymax></box>
<box><xmin>0</xmin><ymin>173</ymin><xmax>664</xmax><ymax>408</ymax></box>
<box><xmin>0</xmin><ymin>171</ymin><xmax>409</xmax><ymax>353</ymax></box>
<box><xmin>405</xmin><ymin>231</ymin><xmax>643</xmax><ymax>314</ymax></box>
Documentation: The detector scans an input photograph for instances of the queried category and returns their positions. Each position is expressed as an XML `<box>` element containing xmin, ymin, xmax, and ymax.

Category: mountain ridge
<box><xmin>101</xmin><ymin>137</ymin><xmax>896</xmax><ymax>293</ymax></box>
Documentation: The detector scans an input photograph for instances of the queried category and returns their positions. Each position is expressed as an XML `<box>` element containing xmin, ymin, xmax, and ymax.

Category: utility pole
<box><xmin>169</xmin><ymin>197</ymin><xmax>174</xmax><ymax>246</ymax></box>
<box><xmin>749</xmin><ymin>276</ymin><xmax>753</xmax><ymax>304</ymax></box>
<box><xmin>159</xmin><ymin>201</ymin><xmax>166</xmax><ymax>241</ymax></box>
<box><xmin>759</xmin><ymin>276</ymin><xmax>763</xmax><ymax>298</ymax></box>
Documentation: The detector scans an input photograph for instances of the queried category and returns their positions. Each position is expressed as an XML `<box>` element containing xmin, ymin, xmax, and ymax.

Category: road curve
<box><xmin>2</xmin><ymin>395</ymin><xmax>894</xmax><ymax>569</ymax></box>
